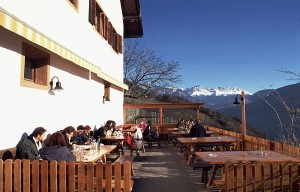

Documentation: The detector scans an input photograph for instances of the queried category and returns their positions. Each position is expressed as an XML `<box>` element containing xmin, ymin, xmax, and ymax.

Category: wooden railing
<box><xmin>0</xmin><ymin>159</ymin><xmax>133</xmax><ymax>192</ymax></box>
<box><xmin>205</xmin><ymin>126</ymin><xmax>300</xmax><ymax>157</ymax></box>
<box><xmin>214</xmin><ymin>160</ymin><xmax>299</xmax><ymax>191</ymax></box>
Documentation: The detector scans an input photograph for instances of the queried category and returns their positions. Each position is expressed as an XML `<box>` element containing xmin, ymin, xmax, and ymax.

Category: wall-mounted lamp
<box><xmin>48</xmin><ymin>76</ymin><xmax>63</xmax><ymax>95</ymax></box>
<box><xmin>233</xmin><ymin>94</ymin><xmax>243</xmax><ymax>105</ymax></box>
<box><xmin>102</xmin><ymin>94</ymin><xmax>110</xmax><ymax>103</ymax></box>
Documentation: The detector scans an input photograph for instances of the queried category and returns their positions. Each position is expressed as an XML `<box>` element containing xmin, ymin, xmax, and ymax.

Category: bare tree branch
<box><xmin>123</xmin><ymin>39</ymin><xmax>182</xmax><ymax>98</ymax></box>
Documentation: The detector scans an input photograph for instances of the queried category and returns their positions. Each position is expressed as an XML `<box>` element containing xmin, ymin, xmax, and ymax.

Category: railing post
<box><xmin>241</xmin><ymin>135</ymin><xmax>245</xmax><ymax>151</ymax></box>
<box><xmin>269</xmin><ymin>141</ymin><xmax>275</xmax><ymax>151</ymax></box>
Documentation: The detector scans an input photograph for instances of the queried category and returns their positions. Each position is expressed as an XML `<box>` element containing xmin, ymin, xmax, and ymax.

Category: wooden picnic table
<box><xmin>171</xmin><ymin>130</ymin><xmax>215</xmax><ymax>137</ymax></box>
<box><xmin>167</xmin><ymin>128</ymin><xmax>180</xmax><ymax>132</ymax></box>
<box><xmin>196</xmin><ymin>150</ymin><xmax>300</xmax><ymax>188</ymax></box>
<box><xmin>100</xmin><ymin>136</ymin><xmax>125</xmax><ymax>144</ymax></box>
<box><xmin>122</xmin><ymin>128</ymin><xmax>137</xmax><ymax>133</ymax></box>
<box><xmin>177</xmin><ymin>136</ymin><xmax>238</xmax><ymax>151</ymax></box>
<box><xmin>75</xmin><ymin>145</ymin><xmax>117</xmax><ymax>163</ymax></box>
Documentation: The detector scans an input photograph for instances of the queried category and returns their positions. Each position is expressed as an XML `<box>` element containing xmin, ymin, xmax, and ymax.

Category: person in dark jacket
<box><xmin>71</xmin><ymin>125</ymin><xmax>84</xmax><ymax>145</ymax></box>
<box><xmin>18</xmin><ymin>127</ymin><xmax>47</xmax><ymax>160</ymax></box>
<box><xmin>61</xmin><ymin>126</ymin><xmax>76</xmax><ymax>150</ymax></box>
<box><xmin>40</xmin><ymin>132</ymin><xmax>76</xmax><ymax>162</ymax></box>
<box><xmin>189</xmin><ymin>119</ymin><xmax>206</xmax><ymax>137</ymax></box>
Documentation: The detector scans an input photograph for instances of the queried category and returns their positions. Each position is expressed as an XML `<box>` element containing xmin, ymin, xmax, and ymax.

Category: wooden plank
<box><xmin>13</xmin><ymin>159</ymin><xmax>21</xmax><ymax>191</ymax></box>
<box><xmin>281</xmin><ymin>161</ymin><xmax>289</xmax><ymax>190</ymax></box>
<box><xmin>263</xmin><ymin>162</ymin><xmax>272</xmax><ymax>192</ymax></box>
<box><xmin>4</xmin><ymin>159</ymin><xmax>12</xmax><ymax>192</ymax></box>
<box><xmin>105</xmin><ymin>162</ymin><xmax>112</xmax><ymax>192</ymax></box>
<box><xmin>114</xmin><ymin>162</ymin><xmax>122</xmax><ymax>192</ymax></box>
<box><xmin>40</xmin><ymin>160</ymin><xmax>49</xmax><ymax>192</ymax></box>
<box><xmin>272</xmin><ymin>162</ymin><xmax>281</xmax><ymax>192</ymax></box>
<box><xmin>96</xmin><ymin>162</ymin><xmax>104</xmax><ymax>192</ymax></box>
<box><xmin>23</xmin><ymin>160</ymin><xmax>31</xmax><ymax>192</ymax></box>
<box><xmin>59</xmin><ymin>161</ymin><xmax>67</xmax><ymax>192</ymax></box>
<box><xmin>0</xmin><ymin>160</ymin><xmax>3</xmax><ymax>192</ymax></box>
<box><xmin>77</xmin><ymin>161</ymin><xmax>85</xmax><ymax>192</ymax></box>
<box><xmin>290</xmin><ymin>161</ymin><xmax>299</xmax><ymax>191</ymax></box>
<box><xmin>68</xmin><ymin>161</ymin><xmax>76</xmax><ymax>192</ymax></box>
<box><xmin>244</xmin><ymin>162</ymin><xmax>253</xmax><ymax>192</ymax></box>
<box><xmin>49</xmin><ymin>161</ymin><xmax>57</xmax><ymax>192</ymax></box>
<box><xmin>87</xmin><ymin>162</ymin><xmax>94</xmax><ymax>192</ymax></box>
<box><xmin>32</xmin><ymin>160</ymin><xmax>40</xmax><ymax>192</ymax></box>
<box><xmin>235</xmin><ymin>162</ymin><xmax>244</xmax><ymax>192</ymax></box>
<box><xmin>254</xmin><ymin>162</ymin><xmax>263</xmax><ymax>191</ymax></box>
<box><xmin>124</xmin><ymin>161</ymin><xmax>132</xmax><ymax>192</ymax></box>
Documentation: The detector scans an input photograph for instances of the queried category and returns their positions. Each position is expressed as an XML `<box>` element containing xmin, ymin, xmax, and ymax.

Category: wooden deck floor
<box><xmin>129</xmin><ymin>141</ymin><xmax>220</xmax><ymax>192</ymax></box>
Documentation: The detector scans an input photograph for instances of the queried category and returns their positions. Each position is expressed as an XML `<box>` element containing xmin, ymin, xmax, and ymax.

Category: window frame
<box><xmin>67</xmin><ymin>0</ymin><xmax>79</xmax><ymax>11</ymax></box>
<box><xmin>20</xmin><ymin>42</ymin><xmax>50</xmax><ymax>90</ymax></box>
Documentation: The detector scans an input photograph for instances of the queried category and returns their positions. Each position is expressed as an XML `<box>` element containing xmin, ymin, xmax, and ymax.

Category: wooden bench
<box><xmin>191</xmin><ymin>161</ymin><xmax>213</xmax><ymax>185</ymax></box>
<box><xmin>214</xmin><ymin>161</ymin><xmax>299</xmax><ymax>192</ymax></box>
<box><xmin>0</xmin><ymin>159</ymin><xmax>133</xmax><ymax>192</ymax></box>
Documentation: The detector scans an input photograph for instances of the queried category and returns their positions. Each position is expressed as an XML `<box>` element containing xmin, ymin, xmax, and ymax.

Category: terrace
<box><xmin>0</xmin><ymin>103</ymin><xmax>299</xmax><ymax>191</ymax></box>
<box><xmin>124</xmin><ymin>103</ymin><xmax>300</xmax><ymax>191</ymax></box>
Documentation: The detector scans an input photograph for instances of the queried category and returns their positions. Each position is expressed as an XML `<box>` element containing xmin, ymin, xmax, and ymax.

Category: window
<box><xmin>20</xmin><ymin>43</ymin><xmax>50</xmax><ymax>90</ymax></box>
<box><xmin>67</xmin><ymin>0</ymin><xmax>78</xmax><ymax>10</ymax></box>
<box><xmin>88</xmin><ymin>0</ymin><xmax>123</xmax><ymax>54</ymax></box>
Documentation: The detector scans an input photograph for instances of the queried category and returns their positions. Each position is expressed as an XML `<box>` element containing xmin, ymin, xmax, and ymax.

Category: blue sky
<box><xmin>138</xmin><ymin>0</ymin><xmax>300</xmax><ymax>93</ymax></box>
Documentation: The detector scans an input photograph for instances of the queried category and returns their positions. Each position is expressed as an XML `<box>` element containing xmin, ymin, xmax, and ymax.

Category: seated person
<box><xmin>81</xmin><ymin>125</ymin><xmax>92</xmax><ymax>144</ymax></box>
<box><xmin>95</xmin><ymin>125</ymin><xmax>106</xmax><ymax>139</ymax></box>
<box><xmin>18</xmin><ymin>127</ymin><xmax>47</xmax><ymax>160</ymax></box>
<box><xmin>71</xmin><ymin>126</ymin><xmax>84</xmax><ymax>145</ymax></box>
<box><xmin>134</xmin><ymin>127</ymin><xmax>143</xmax><ymax>140</ymax></box>
<box><xmin>138</xmin><ymin>121</ymin><xmax>147</xmax><ymax>131</ymax></box>
<box><xmin>40</xmin><ymin>132</ymin><xmax>76</xmax><ymax>162</ymax></box>
<box><xmin>189</xmin><ymin>119</ymin><xmax>206</xmax><ymax>137</ymax></box>
<box><xmin>61</xmin><ymin>126</ymin><xmax>76</xmax><ymax>150</ymax></box>
<box><xmin>143</xmin><ymin>120</ymin><xmax>160</xmax><ymax>147</ymax></box>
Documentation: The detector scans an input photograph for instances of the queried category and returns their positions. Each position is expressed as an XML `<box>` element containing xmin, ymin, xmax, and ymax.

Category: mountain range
<box><xmin>160</xmin><ymin>86</ymin><xmax>253</xmax><ymax>109</ymax></box>
<box><xmin>160</xmin><ymin>83</ymin><xmax>300</xmax><ymax>139</ymax></box>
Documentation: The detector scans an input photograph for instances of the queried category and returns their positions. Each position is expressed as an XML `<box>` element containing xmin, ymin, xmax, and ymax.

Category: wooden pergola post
<box><xmin>241</xmin><ymin>90</ymin><xmax>246</xmax><ymax>136</ymax></box>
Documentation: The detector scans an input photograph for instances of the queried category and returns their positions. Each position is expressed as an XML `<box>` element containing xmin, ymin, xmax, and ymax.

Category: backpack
<box><xmin>124</xmin><ymin>133</ymin><xmax>137</xmax><ymax>149</ymax></box>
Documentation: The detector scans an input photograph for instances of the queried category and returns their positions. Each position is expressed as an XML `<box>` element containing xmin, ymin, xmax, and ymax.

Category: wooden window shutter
<box><xmin>113</xmin><ymin>30</ymin><xmax>117</xmax><ymax>51</ymax></box>
<box><xmin>88</xmin><ymin>0</ymin><xmax>96</xmax><ymax>25</ymax></box>
<box><xmin>107</xmin><ymin>22</ymin><xmax>112</xmax><ymax>45</ymax></box>
<box><xmin>100</xmin><ymin>13</ymin><xmax>104</xmax><ymax>36</ymax></box>
<box><xmin>118</xmin><ymin>34</ymin><xmax>123</xmax><ymax>54</ymax></box>
<box><xmin>35</xmin><ymin>58</ymin><xmax>49</xmax><ymax>86</ymax></box>
<box><xmin>104</xmin><ymin>15</ymin><xmax>108</xmax><ymax>40</ymax></box>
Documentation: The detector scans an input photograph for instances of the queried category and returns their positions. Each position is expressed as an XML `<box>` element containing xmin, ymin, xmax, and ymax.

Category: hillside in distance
<box><xmin>218</xmin><ymin>82</ymin><xmax>300</xmax><ymax>139</ymax></box>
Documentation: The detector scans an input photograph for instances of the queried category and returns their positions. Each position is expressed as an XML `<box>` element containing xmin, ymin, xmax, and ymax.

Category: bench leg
<box><xmin>142</xmin><ymin>145</ymin><xmax>145</xmax><ymax>153</ymax></box>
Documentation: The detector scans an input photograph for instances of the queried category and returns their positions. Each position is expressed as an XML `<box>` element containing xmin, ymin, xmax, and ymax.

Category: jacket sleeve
<box><xmin>64</xmin><ymin>147</ymin><xmax>76</xmax><ymax>162</ymax></box>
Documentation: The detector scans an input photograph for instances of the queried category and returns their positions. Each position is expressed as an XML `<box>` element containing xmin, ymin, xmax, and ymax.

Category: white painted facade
<box><xmin>0</xmin><ymin>0</ymin><xmax>126</xmax><ymax>149</ymax></box>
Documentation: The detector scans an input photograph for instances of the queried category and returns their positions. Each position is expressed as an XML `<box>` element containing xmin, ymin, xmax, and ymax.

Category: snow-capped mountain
<box><xmin>159</xmin><ymin>85</ymin><xmax>252</xmax><ymax>109</ymax></box>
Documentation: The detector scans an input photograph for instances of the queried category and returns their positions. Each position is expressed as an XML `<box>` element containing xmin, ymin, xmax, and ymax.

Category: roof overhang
<box><xmin>120</xmin><ymin>0</ymin><xmax>143</xmax><ymax>38</ymax></box>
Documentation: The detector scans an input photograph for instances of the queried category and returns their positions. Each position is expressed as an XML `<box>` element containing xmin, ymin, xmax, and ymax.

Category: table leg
<box><xmin>206</xmin><ymin>164</ymin><xmax>219</xmax><ymax>189</ymax></box>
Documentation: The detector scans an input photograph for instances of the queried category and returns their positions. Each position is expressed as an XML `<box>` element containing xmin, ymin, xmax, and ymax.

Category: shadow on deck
<box><xmin>131</xmin><ymin>141</ymin><xmax>219</xmax><ymax>192</ymax></box>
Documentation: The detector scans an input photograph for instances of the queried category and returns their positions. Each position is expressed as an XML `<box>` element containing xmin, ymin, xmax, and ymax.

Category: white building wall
<box><xmin>0</xmin><ymin>0</ymin><xmax>125</xmax><ymax>149</ymax></box>
<box><xmin>0</xmin><ymin>0</ymin><xmax>124</xmax><ymax>82</ymax></box>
